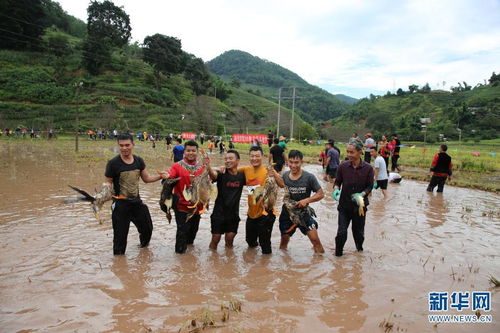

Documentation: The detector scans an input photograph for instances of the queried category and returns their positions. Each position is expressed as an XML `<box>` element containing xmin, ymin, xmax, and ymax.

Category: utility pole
<box><xmin>276</xmin><ymin>87</ymin><xmax>281</xmax><ymax>138</ymax></box>
<box><xmin>290</xmin><ymin>87</ymin><xmax>296</xmax><ymax>140</ymax></box>
<box><xmin>74</xmin><ymin>81</ymin><xmax>83</xmax><ymax>152</ymax></box>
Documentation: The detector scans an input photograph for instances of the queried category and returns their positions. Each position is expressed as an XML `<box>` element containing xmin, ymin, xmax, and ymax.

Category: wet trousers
<box><xmin>364</xmin><ymin>151</ymin><xmax>371</xmax><ymax>163</ymax></box>
<box><xmin>112</xmin><ymin>201</ymin><xmax>153</xmax><ymax>255</ymax></box>
<box><xmin>391</xmin><ymin>154</ymin><xmax>400</xmax><ymax>171</ymax></box>
<box><xmin>174</xmin><ymin>210</ymin><xmax>201</xmax><ymax>253</ymax></box>
<box><xmin>427</xmin><ymin>176</ymin><xmax>447</xmax><ymax>193</ymax></box>
<box><xmin>335</xmin><ymin>208</ymin><xmax>366</xmax><ymax>256</ymax></box>
<box><xmin>246</xmin><ymin>214</ymin><xmax>276</xmax><ymax>254</ymax></box>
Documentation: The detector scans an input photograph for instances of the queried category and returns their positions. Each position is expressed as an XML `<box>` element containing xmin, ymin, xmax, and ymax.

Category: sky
<box><xmin>56</xmin><ymin>0</ymin><xmax>500</xmax><ymax>99</ymax></box>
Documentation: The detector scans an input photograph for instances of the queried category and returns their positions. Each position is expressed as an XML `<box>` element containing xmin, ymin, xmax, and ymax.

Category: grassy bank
<box><xmin>1</xmin><ymin>137</ymin><xmax>498</xmax><ymax>192</ymax></box>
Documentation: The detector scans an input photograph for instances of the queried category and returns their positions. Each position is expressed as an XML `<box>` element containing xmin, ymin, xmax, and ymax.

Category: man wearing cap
<box><xmin>364</xmin><ymin>133</ymin><xmax>375</xmax><ymax>163</ymax></box>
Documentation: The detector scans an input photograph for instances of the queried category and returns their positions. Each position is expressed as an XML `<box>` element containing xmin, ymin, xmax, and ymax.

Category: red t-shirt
<box><xmin>169</xmin><ymin>159</ymin><xmax>206</xmax><ymax>213</ymax></box>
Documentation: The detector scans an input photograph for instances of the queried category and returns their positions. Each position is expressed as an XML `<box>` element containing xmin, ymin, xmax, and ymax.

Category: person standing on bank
<box><xmin>427</xmin><ymin>144</ymin><xmax>453</xmax><ymax>193</ymax></box>
<box><xmin>172</xmin><ymin>138</ymin><xmax>184</xmax><ymax>163</ymax></box>
<box><xmin>332</xmin><ymin>142</ymin><xmax>374</xmax><ymax>257</ymax></box>
<box><xmin>267</xmin><ymin>130</ymin><xmax>274</xmax><ymax>148</ymax></box>
<box><xmin>205</xmin><ymin>150</ymin><xmax>246</xmax><ymax>250</ymax></box>
<box><xmin>104</xmin><ymin>133</ymin><xmax>167</xmax><ymax>255</ymax></box>
<box><xmin>277</xmin><ymin>150</ymin><xmax>325</xmax><ymax>253</ymax></box>
<box><xmin>168</xmin><ymin>140</ymin><xmax>207</xmax><ymax>254</ymax></box>
<box><xmin>269</xmin><ymin>138</ymin><xmax>287</xmax><ymax>174</ymax></box>
<box><xmin>390</xmin><ymin>133</ymin><xmax>402</xmax><ymax>172</ymax></box>
<box><xmin>364</xmin><ymin>133</ymin><xmax>376</xmax><ymax>163</ymax></box>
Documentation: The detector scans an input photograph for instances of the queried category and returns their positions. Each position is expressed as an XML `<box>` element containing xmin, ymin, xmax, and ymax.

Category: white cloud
<box><xmin>56</xmin><ymin>0</ymin><xmax>500</xmax><ymax>98</ymax></box>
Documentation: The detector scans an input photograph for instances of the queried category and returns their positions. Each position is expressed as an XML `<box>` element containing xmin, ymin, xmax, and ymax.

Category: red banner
<box><xmin>181</xmin><ymin>132</ymin><xmax>196</xmax><ymax>140</ymax></box>
<box><xmin>231</xmin><ymin>134</ymin><xmax>268</xmax><ymax>144</ymax></box>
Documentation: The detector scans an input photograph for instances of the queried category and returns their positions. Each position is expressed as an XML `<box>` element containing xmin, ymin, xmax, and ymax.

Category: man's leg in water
<box><xmin>306</xmin><ymin>229</ymin><xmax>325</xmax><ymax>253</ymax></box>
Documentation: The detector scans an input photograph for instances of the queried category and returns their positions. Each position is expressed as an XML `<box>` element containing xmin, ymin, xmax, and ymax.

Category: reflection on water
<box><xmin>0</xmin><ymin>141</ymin><xmax>499</xmax><ymax>332</ymax></box>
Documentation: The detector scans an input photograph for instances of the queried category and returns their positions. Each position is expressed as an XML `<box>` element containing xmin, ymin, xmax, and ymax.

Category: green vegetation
<box><xmin>0</xmin><ymin>0</ymin><xmax>316</xmax><ymax>138</ymax></box>
<box><xmin>327</xmin><ymin>79</ymin><xmax>500</xmax><ymax>142</ymax></box>
<box><xmin>207</xmin><ymin>50</ymin><xmax>351</xmax><ymax>123</ymax></box>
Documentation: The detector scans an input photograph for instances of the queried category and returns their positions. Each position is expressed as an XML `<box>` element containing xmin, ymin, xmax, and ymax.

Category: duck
<box><xmin>159</xmin><ymin>177</ymin><xmax>180</xmax><ymax>223</ymax></box>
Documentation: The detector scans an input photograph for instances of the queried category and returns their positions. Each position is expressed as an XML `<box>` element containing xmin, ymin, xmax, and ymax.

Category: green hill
<box><xmin>0</xmin><ymin>1</ymin><xmax>316</xmax><ymax>138</ymax></box>
<box><xmin>323</xmin><ymin>81</ymin><xmax>500</xmax><ymax>142</ymax></box>
<box><xmin>206</xmin><ymin>50</ymin><xmax>352</xmax><ymax>123</ymax></box>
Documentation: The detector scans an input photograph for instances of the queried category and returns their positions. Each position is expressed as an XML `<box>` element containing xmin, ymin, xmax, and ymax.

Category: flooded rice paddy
<box><xmin>0</xmin><ymin>140</ymin><xmax>499</xmax><ymax>332</ymax></box>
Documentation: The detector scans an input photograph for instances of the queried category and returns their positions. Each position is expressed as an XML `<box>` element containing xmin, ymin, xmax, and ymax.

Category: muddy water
<box><xmin>0</xmin><ymin>141</ymin><xmax>499</xmax><ymax>332</ymax></box>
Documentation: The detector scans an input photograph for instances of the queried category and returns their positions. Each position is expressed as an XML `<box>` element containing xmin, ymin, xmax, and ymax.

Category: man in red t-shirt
<box><xmin>168</xmin><ymin>140</ymin><xmax>207</xmax><ymax>253</ymax></box>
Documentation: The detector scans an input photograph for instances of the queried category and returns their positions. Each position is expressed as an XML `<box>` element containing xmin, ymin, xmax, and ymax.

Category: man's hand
<box><xmin>333</xmin><ymin>189</ymin><xmax>341</xmax><ymax>201</ymax></box>
<box><xmin>295</xmin><ymin>199</ymin><xmax>309</xmax><ymax>208</ymax></box>
<box><xmin>156</xmin><ymin>170</ymin><xmax>170</xmax><ymax>179</ymax></box>
<box><xmin>202</xmin><ymin>154</ymin><xmax>211</xmax><ymax>167</ymax></box>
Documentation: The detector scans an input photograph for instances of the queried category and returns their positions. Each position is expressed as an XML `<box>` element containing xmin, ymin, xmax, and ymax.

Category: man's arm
<box><xmin>202</xmin><ymin>154</ymin><xmax>218</xmax><ymax>180</ymax></box>
<box><xmin>361</xmin><ymin>167</ymin><xmax>374</xmax><ymax>196</ymax></box>
<box><xmin>268</xmin><ymin>152</ymin><xmax>273</xmax><ymax>165</ymax></box>
<box><xmin>140</xmin><ymin>169</ymin><xmax>163</xmax><ymax>183</ymax></box>
<box><xmin>268</xmin><ymin>167</ymin><xmax>285</xmax><ymax>188</ymax></box>
<box><xmin>296</xmin><ymin>188</ymin><xmax>324</xmax><ymax>208</ymax></box>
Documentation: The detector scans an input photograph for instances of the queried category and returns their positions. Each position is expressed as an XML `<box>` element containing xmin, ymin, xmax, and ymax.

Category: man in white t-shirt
<box><xmin>364</xmin><ymin>133</ymin><xmax>376</xmax><ymax>163</ymax></box>
<box><xmin>388</xmin><ymin>172</ymin><xmax>402</xmax><ymax>183</ymax></box>
<box><xmin>370</xmin><ymin>147</ymin><xmax>388</xmax><ymax>198</ymax></box>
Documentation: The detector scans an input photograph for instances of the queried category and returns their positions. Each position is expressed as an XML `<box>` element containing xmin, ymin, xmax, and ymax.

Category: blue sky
<box><xmin>57</xmin><ymin>0</ymin><xmax>500</xmax><ymax>99</ymax></box>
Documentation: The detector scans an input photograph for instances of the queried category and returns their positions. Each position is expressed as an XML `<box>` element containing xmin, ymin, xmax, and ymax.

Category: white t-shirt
<box><xmin>374</xmin><ymin>156</ymin><xmax>388</xmax><ymax>180</ymax></box>
<box><xmin>389</xmin><ymin>173</ymin><xmax>402</xmax><ymax>182</ymax></box>
<box><xmin>365</xmin><ymin>138</ymin><xmax>375</xmax><ymax>152</ymax></box>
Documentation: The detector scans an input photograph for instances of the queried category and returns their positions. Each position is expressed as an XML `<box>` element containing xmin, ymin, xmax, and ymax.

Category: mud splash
<box><xmin>0</xmin><ymin>141</ymin><xmax>499</xmax><ymax>332</ymax></box>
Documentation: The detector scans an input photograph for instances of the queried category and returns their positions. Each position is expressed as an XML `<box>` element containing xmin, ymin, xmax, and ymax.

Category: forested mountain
<box><xmin>334</xmin><ymin>94</ymin><xmax>358</xmax><ymax>105</ymax></box>
<box><xmin>323</xmin><ymin>78</ymin><xmax>500</xmax><ymax>142</ymax></box>
<box><xmin>207</xmin><ymin>50</ymin><xmax>352</xmax><ymax>123</ymax></box>
<box><xmin>0</xmin><ymin>0</ymin><xmax>315</xmax><ymax>138</ymax></box>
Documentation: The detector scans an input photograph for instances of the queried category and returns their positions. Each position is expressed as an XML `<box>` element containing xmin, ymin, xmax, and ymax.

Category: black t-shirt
<box><xmin>212</xmin><ymin>170</ymin><xmax>246</xmax><ymax>218</ymax></box>
<box><xmin>105</xmin><ymin>155</ymin><xmax>145</xmax><ymax>203</ymax></box>
<box><xmin>270</xmin><ymin>145</ymin><xmax>285</xmax><ymax>165</ymax></box>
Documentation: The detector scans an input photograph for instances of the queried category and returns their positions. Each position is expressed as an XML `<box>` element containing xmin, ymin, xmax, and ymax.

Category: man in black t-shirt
<box><xmin>205</xmin><ymin>150</ymin><xmax>246</xmax><ymax>250</ymax></box>
<box><xmin>269</xmin><ymin>138</ymin><xmax>287</xmax><ymax>173</ymax></box>
<box><xmin>267</xmin><ymin>130</ymin><xmax>274</xmax><ymax>148</ymax></box>
<box><xmin>104</xmin><ymin>133</ymin><xmax>167</xmax><ymax>255</ymax></box>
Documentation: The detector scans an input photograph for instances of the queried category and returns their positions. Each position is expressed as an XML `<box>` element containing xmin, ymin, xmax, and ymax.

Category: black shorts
<box><xmin>279</xmin><ymin>213</ymin><xmax>318</xmax><ymax>236</ymax></box>
<box><xmin>211</xmin><ymin>214</ymin><xmax>240</xmax><ymax>234</ymax></box>
<box><xmin>326</xmin><ymin>166</ymin><xmax>337</xmax><ymax>178</ymax></box>
<box><xmin>377</xmin><ymin>179</ymin><xmax>388</xmax><ymax>190</ymax></box>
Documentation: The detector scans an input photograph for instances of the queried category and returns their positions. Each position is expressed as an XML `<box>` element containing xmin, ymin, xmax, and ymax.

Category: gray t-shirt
<box><xmin>374</xmin><ymin>156</ymin><xmax>388</xmax><ymax>180</ymax></box>
<box><xmin>365</xmin><ymin>138</ymin><xmax>376</xmax><ymax>152</ymax></box>
<box><xmin>283</xmin><ymin>170</ymin><xmax>322</xmax><ymax>201</ymax></box>
<box><xmin>327</xmin><ymin>148</ymin><xmax>340</xmax><ymax>169</ymax></box>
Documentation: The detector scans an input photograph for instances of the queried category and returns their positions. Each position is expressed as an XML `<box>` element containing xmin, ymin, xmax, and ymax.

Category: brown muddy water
<box><xmin>0</xmin><ymin>141</ymin><xmax>499</xmax><ymax>332</ymax></box>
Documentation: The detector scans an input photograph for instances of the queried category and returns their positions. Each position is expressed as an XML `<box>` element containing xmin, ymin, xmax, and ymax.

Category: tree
<box><xmin>0</xmin><ymin>0</ymin><xmax>47</xmax><ymax>50</ymax></box>
<box><xmin>184</xmin><ymin>55</ymin><xmax>211</xmax><ymax>95</ymax></box>
<box><xmin>142</xmin><ymin>34</ymin><xmax>185</xmax><ymax>90</ymax></box>
<box><xmin>396</xmin><ymin>88</ymin><xmax>405</xmax><ymax>96</ymax></box>
<box><xmin>488</xmin><ymin>72</ymin><xmax>500</xmax><ymax>86</ymax></box>
<box><xmin>83</xmin><ymin>0</ymin><xmax>131</xmax><ymax>74</ymax></box>
<box><xmin>87</xmin><ymin>0</ymin><xmax>131</xmax><ymax>47</ymax></box>
<box><xmin>211</xmin><ymin>77</ymin><xmax>232</xmax><ymax>101</ymax></box>
<box><xmin>408</xmin><ymin>84</ymin><xmax>419</xmax><ymax>93</ymax></box>
<box><xmin>230</xmin><ymin>77</ymin><xmax>241</xmax><ymax>88</ymax></box>
<box><xmin>420</xmin><ymin>83</ymin><xmax>431</xmax><ymax>93</ymax></box>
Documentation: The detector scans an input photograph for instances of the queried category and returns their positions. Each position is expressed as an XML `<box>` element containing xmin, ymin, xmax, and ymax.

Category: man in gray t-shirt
<box><xmin>277</xmin><ymin>150</ymin><xmax>325</xmax><ymax>253</ymax></box>
<box><xmin>325</xmin><ymin>141</ymin><xmax>340</xmax><ymax>183</ymax></box>
<box><xmin>370</xmin><ymin>147</ymin><xmax>388</xmax><ymax>198</ymax></box>
<box><xmin>364</xmin><ymin>133</ymin><xmax>376</xmax><ymax>163</ymax></box>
